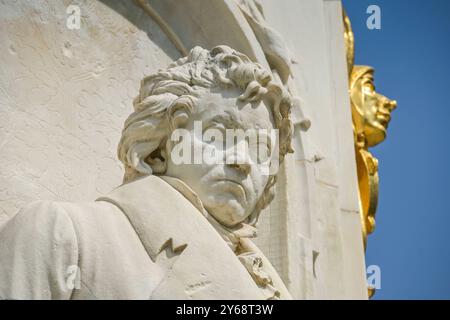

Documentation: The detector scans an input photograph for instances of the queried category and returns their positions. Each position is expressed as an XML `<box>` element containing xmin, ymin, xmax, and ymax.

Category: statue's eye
<box><xmin>363</xmin><ymin>82</ymin><xmax>375</xmax><ymax>93</ymax></box>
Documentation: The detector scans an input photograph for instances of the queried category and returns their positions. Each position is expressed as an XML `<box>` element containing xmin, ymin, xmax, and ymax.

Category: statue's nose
<box><xmin>386</xmin><ymin>99</ymin><xmax>397</xmax><ymax>111</ymax></box>
<box><xmin>225</xmin><ymin>141</ymin><xmax>252</xmax><ymax>175</ymax></box>
<box><xmin>226</xmin><ymin>152</ymin><xmax>251</xmax><ymax>175</ymax></box>
<box><xmin>227</xmin><ymin>162</ymin><xmax>251</xmax><ymax>175</ymax></box>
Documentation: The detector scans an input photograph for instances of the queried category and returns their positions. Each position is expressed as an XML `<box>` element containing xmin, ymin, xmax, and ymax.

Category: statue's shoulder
<box><xmin>1</xmin><ymin>200</ymin><xmax>78</xmax><ymax>239</ymax></box>
<box><xmin>0</xmin><ymin>199</ymin><xmax>129</xmax><ymax>254</ymax></box>
<box><xmin>3</xmin><ymin>199</ymin><xmax>127</xmax><ymax>236</ymax></box>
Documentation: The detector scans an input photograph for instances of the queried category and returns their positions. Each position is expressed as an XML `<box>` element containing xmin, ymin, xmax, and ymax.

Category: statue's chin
<box><xmin>365</xmin><ymin>125</ymin><xmax>386</xmax><ymax>147</ymax></box>
<box><xmin>206</xmin><ymin>202</ymin><xmax>251</xmax><ymax>228</ymax></box>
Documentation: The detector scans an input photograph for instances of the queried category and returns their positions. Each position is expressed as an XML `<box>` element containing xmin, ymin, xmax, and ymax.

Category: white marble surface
<box><xmin>0</xmin><ymin>0</ymin><xmax>180</xmax><ymax>226</ymax></box>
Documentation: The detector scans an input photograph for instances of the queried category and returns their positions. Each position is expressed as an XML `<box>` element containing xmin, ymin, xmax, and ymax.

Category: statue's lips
<box><xmin>212</xmin><ymin>179</ymin><xmax>247</xmax><ymax>202</ymax></box>
<box><xmin>376</xmin><ymin>110</ymin><xmax>391</xmax><ymax>126</ymax></box>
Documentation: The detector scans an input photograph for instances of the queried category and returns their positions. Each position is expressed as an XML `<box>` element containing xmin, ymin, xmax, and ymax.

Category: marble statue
<box><xmin>0</xmin><ymin>46</ymin><xmax>294</xmax><ymax>300</ymax></box>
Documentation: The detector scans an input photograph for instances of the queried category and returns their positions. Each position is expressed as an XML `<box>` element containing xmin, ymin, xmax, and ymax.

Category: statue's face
<box><xmin>165</xmin><ymin>88</ymin><xmax>276</xmax><ymax>227</ymax></box>
<box><xmin>350</xmin><ymin>67</ymin><xmax>397</xmax><ymax>147</ymax></box>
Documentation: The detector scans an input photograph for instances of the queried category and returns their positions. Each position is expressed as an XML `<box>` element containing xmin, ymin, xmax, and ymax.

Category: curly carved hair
<box><xmin>117</xmin><ymin>45</ymin><xmax>293</xmax><ymax>224</ymax></box>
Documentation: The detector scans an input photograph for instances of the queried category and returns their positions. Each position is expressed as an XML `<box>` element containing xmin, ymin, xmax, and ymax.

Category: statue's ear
<box><xmin>168</xmin><ymin>96</ymin><xmax>194</xmax><ymax>130</ymax></box>
<box><xmin>144</xmin><ymin>142</ymin><xmax>168</xmax><ymax>174</ymax></box>
<box><xmin>169</xmin><ymin>109</ymin><xmax>190</xmax><ymax>129</ymax></box>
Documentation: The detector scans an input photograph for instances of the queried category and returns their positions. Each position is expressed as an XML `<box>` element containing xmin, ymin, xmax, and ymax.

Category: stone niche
<box><xmin>0</xmin><ymin>0</ymin><xmax>367</xmax><ymax>299</ymax></box>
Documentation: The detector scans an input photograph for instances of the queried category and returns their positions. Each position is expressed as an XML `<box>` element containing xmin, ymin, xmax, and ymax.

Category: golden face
<box><xmin>350</xmin><ymin>66</ymin><xmax>397</xmax><ymax>147</ymax></box>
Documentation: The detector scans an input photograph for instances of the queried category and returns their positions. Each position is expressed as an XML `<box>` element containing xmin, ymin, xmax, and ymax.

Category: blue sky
<box><xmin>342</xmin><ymin>0</ymin><xmax>450</xmax><ymax>299</ymax></box>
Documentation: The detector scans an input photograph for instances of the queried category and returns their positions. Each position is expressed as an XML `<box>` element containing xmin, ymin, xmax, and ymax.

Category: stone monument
<box><xmin>0</xmin><ymin>0</ymin><xmax>390</xmax><ymax>299</ymax></box>
<box><xmin>0</xmin><ymin>45</ymin><xmax>294</xmax><ymax>299</ymax></box>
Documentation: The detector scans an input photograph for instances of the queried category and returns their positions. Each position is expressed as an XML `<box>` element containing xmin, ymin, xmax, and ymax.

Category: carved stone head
<box><xmin>117</xmin><ymin>46</ymin><xmax>293</xmax><ymax>227</ymax></box>
<box><xmin>350</xmin><ymin>65</ymin><xmax>397</xmax><ymax>147</ymax></box>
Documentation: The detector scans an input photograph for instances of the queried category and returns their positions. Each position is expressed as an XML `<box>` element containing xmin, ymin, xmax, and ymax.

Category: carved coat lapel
<box><xmin>97</xmin><ymin>175</ymin><xmax>265</xmax><ymax>300</ymax></box>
